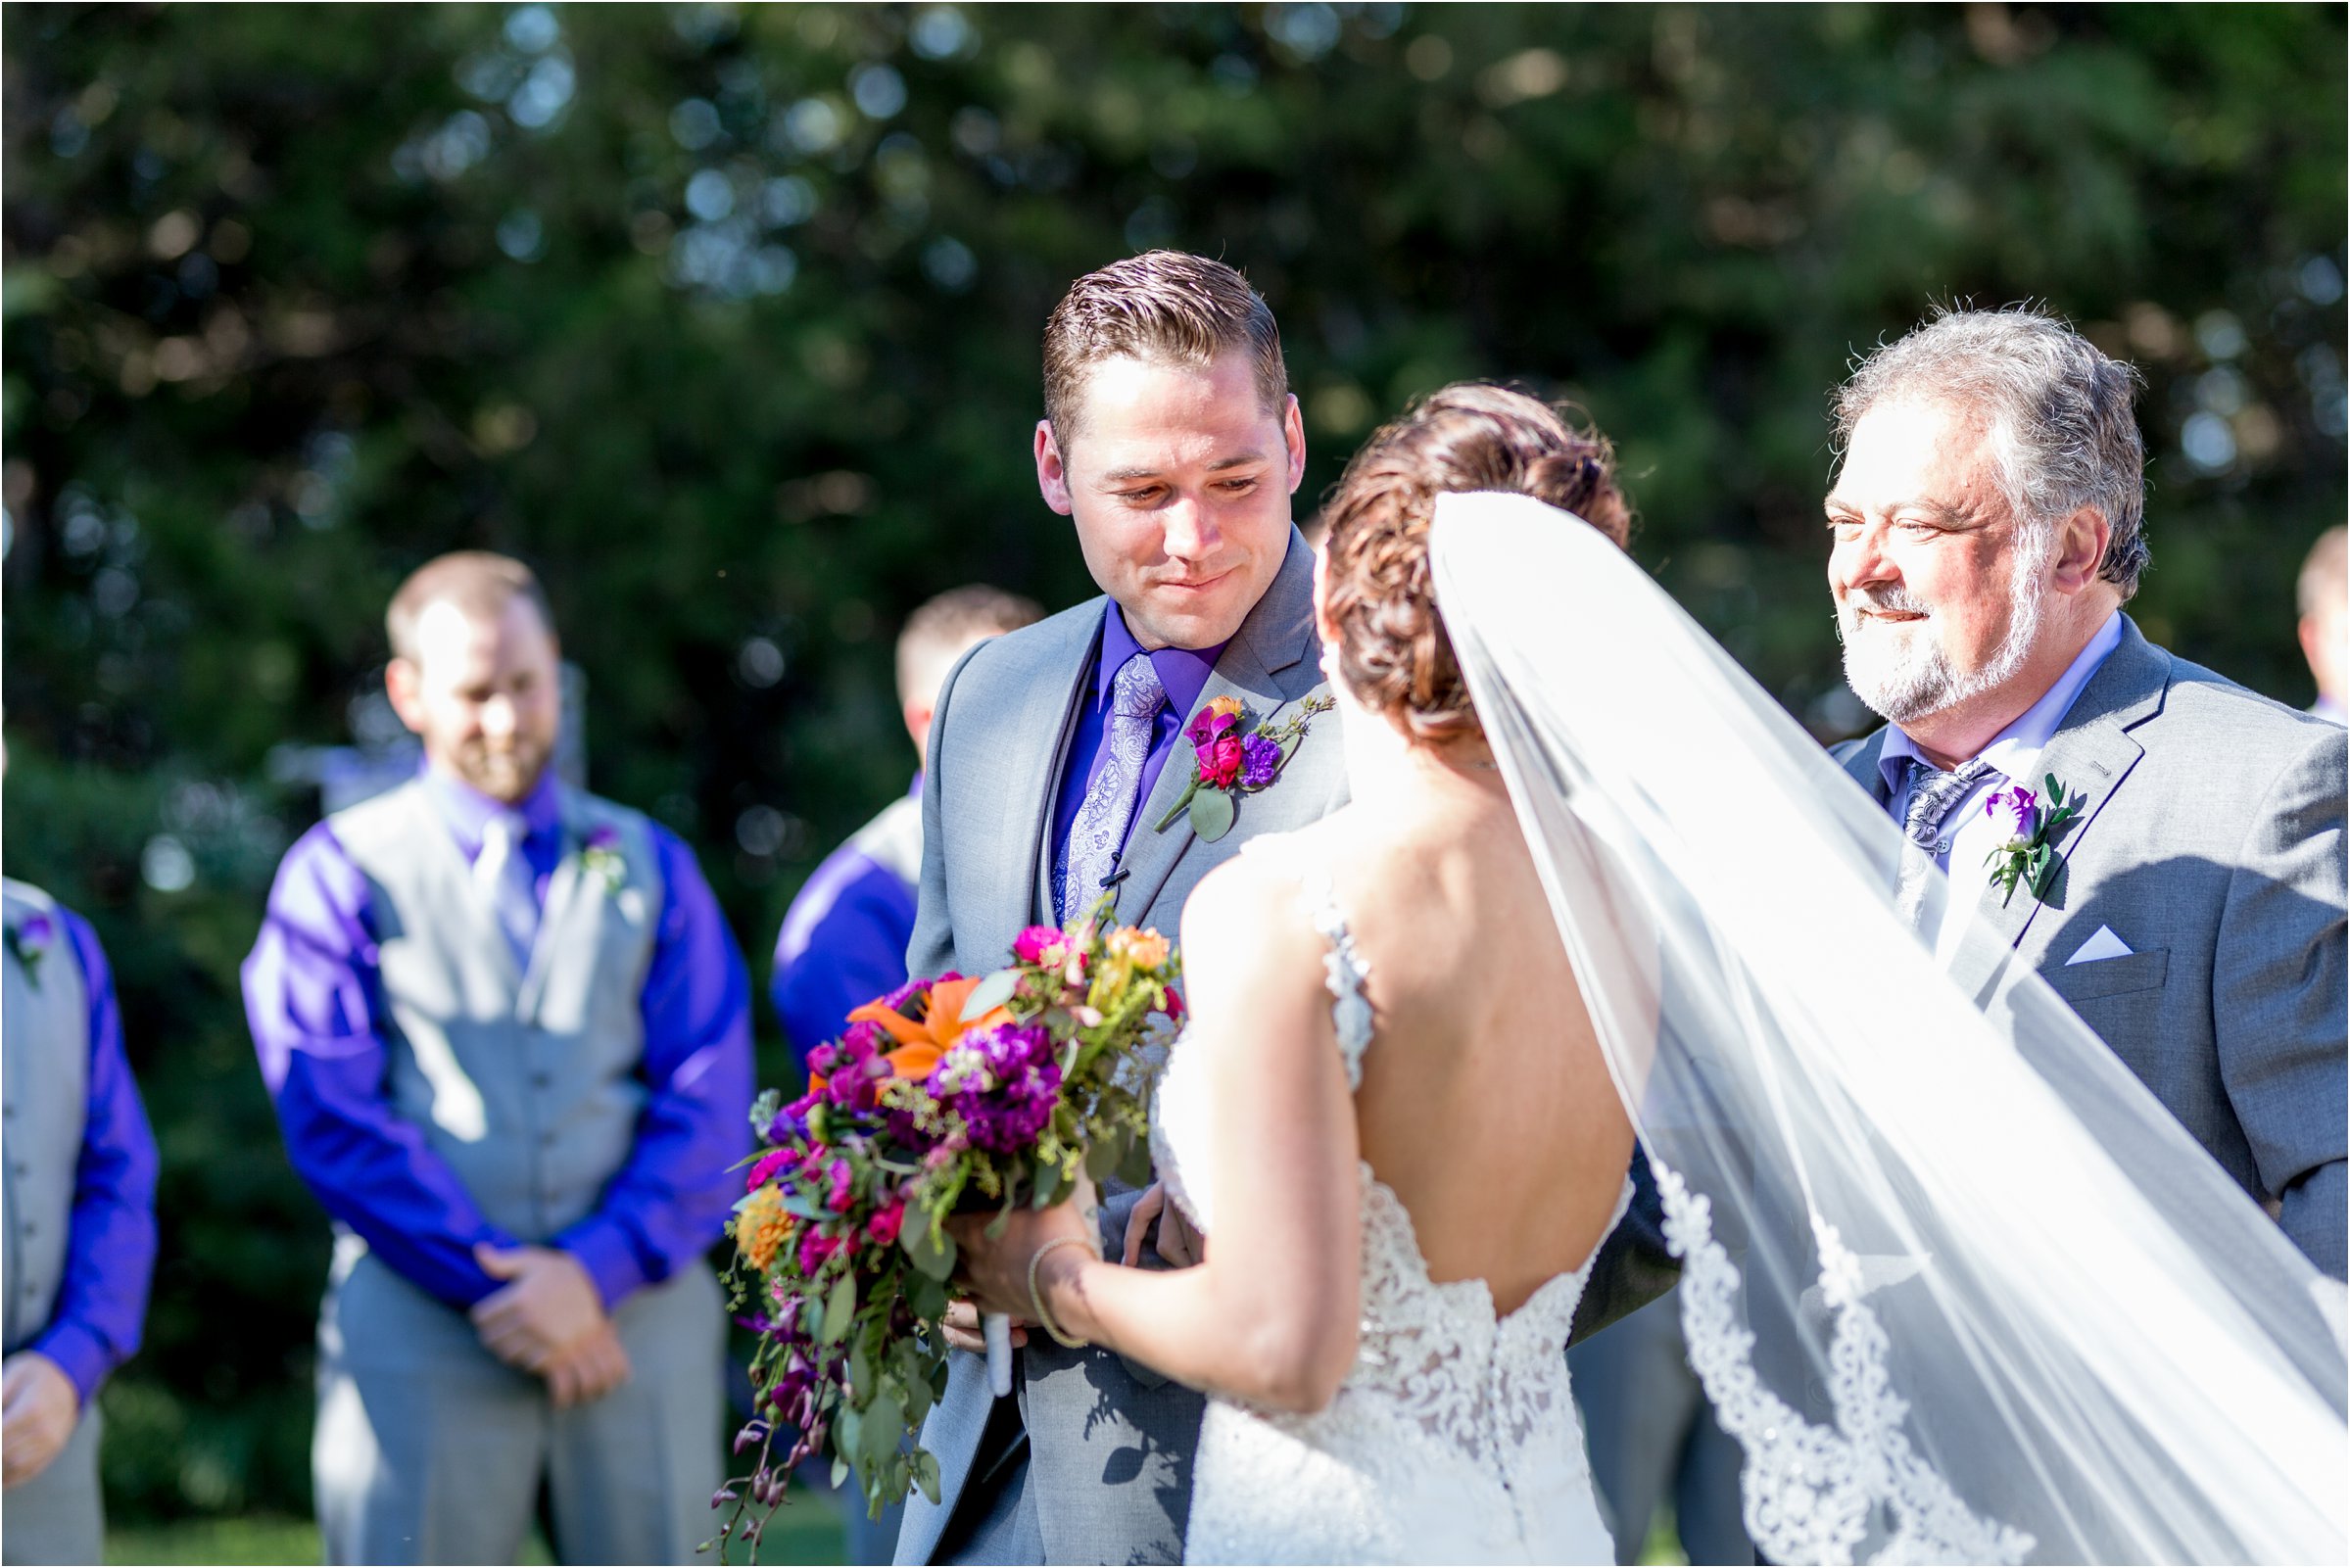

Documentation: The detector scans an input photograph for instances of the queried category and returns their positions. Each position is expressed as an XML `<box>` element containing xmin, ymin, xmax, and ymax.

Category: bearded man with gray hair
<box><xmin>1826</xmin><ymin>306</ymin><xmax>2345</xmax><ymax>1277</ymax></box>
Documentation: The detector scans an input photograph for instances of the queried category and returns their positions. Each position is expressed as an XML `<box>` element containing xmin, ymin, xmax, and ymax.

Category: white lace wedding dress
<box><xmin>1151</xmin><ymin>836</ymin><xmax>1630</xmax><ymax>1565</ymax></box>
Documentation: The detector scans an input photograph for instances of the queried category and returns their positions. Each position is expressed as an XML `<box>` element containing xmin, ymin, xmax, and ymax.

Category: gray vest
<box><xmin>4</xmin><ymin>879</ymin><xmax>89</xmax><ymax>1354</ymax></box>
<box><xmin>330</xmin><ymin>781</ymin><xmax>663</xmax><ymax>1241</ymax></box>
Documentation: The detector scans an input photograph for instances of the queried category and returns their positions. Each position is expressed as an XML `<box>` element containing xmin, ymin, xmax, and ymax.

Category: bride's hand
<box><xmin>947</xmin><ymin>1201</ymin><xmax>1098</xmax><ymax>1321</ymax></box>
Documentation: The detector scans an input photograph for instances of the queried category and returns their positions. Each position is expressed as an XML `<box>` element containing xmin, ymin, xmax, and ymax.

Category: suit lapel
<box><xmin>1947</xmin><ymin>617</ymin><xmax>2167</xmax><ymax>994</ymax></box>
<box><xmin>1114</xmin><ymin>532</ymin><xmax>1319</xmax><ymax>926</ymax></box>
<box><xmin>1014</xmin><ymin>618</ymin><xmax>1103</xmax><ymax>942</ymax></box>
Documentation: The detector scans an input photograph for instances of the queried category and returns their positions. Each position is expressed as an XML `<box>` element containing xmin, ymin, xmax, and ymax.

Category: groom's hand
<box><xmin>471</xmin><ymin>1244</ymin><xmax>607</xmax><ymax>1371</ymax></box>
<box><xmin>541</xmin><ymin>1320</ymin><xmax>633</xmax><ymax>1408</ymax></box>
<box><xmin>1122</xmin><ymin>1183</ymin><xmax>1203</xmax><ymax>1269</ymax></box>
<box><xmin>940</xmin><ymin>1299</ymin><xmax>1028</xmax><ymax>1354</ymax></box>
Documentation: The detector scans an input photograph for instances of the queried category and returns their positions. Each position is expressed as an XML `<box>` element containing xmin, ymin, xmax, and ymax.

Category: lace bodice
<box><xmin>1153</xmin><ymin>836</ymin><xmax>1625</xmax><ymax>1562</ymax></box>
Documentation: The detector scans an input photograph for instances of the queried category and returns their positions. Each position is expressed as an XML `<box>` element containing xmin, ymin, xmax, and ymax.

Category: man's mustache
<box><xmin>1842</xmin><ymin>587</ymin><xmax>1935</xmax><ymax>619</ymax></box>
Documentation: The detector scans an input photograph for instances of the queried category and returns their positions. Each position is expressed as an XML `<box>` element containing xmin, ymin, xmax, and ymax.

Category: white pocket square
<box><xmin>2065</xmin><ymin>925</ymin><xmax>2134</xmax><ymax>966</ymax></box>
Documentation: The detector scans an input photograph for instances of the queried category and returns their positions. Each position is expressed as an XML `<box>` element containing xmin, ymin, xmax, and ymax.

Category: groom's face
<box><xmin>1035</xmin><ymin>350</ymin><xmax>1306</xmax><ymax>651</ymax></box>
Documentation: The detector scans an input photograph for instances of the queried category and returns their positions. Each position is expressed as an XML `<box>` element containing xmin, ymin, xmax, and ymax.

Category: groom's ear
<box><xmin>1283</xmin><ymin>394</ymin><xmax>1307</xmax><ymax>493</ymax></box>
<box><xmin>1034</xmin><ymin>419</ymin><xmax>1076</xmax><ymax>516</ymax></box>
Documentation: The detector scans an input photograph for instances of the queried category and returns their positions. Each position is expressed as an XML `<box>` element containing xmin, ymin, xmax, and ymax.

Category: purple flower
<box><xmin>1984</xmin><ymin>784</ymin><xmax>2038</xmax><ymax>844</ymax></box>
<box><xmin>933</xmin><ymin>1022</ymin><xmax>1062</xmax><ymax>1152</ymax></box>
<box><xmin>18</xmin><ymin>912</ymin><xmax>54</xmax><ymax>950</ymax></box>
<box><xmin>1238</xmin><ymin>734</ymin><xmax>1281</xmax><ymax>788</ymax></box>
<box><xmin>585</xmin><ymin>824</ymin><xmax>622</xmax><ymax>852</ymax></box>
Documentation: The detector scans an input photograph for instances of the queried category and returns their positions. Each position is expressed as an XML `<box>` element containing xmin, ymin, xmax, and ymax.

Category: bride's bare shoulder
<box><xmin>1176</xmin><ymin>835</ymin><xmax>1326</xmax><ymax>986</ymax></box>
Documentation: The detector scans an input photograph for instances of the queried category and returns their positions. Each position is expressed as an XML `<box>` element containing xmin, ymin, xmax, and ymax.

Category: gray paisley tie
<box><xmin>1058</xmin><ymin>652</ymin><xmax>1167</xmax><ymax>923</ymax></box>
<box><xmin>1894</xmin><ymin>754</ymin><xmax>1997</xmax><ymax>930</ymax></box>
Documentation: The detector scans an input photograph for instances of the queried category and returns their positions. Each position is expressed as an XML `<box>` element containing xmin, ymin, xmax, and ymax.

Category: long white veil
<box><xmin>1431</xmin><ymin>492</ymin><xmax>2347</xmax><ymax>1564</ymax></box>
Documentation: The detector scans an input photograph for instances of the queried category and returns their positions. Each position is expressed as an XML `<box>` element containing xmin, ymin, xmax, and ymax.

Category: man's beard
<box><xmin>452</xmin><ymin>735</ymin><xmax>550</xmax><ymax>803</ymax></box>
<box><xmin>1839</xmin><ymin>549</ymin><xmax>2048</xmax><ymax>728</ymax></box>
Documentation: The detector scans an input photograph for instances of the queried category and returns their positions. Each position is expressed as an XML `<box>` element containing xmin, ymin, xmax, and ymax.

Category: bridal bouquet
<box><xmin>713</xmin><ymin>902</ymin><xmax>1182</xmax><ymax>1556</ymax></box>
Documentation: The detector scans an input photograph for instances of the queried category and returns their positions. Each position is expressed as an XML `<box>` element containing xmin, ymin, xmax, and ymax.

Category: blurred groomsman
<box><xmin>3</xmin><ymin>878</ymin><xmax>158</xmax><ymax>1566</ymax></box>
<box><xmin>771</xmin><ymin>585</ymin><xmax>1041</xmax><ymax>1063</ymax></box>
<box><xmin>769</xmin><ymin>585</ymin><xmax>1035</xmax><ymax>1566</ymax></box>
<box><xmin>243</xmin><ymin>552</ymin><xmax>753</xmax><ymax>1565</ymax></box>
<box><xmin>2298</xmin><ymin>525</ymin><xmax>2345</xmax><ymax>723</ymax></box>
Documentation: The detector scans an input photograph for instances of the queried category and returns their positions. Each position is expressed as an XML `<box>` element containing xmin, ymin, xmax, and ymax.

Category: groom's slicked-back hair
<box><xmin>1834</xmin><ymin>305</ymin><xmax>2151</xmax><ymax>598</ymax></box>
<box><xmin>1041</xmin><ymin>251</ymin><xmax>1288</xmax><ymax>444</ymax></box>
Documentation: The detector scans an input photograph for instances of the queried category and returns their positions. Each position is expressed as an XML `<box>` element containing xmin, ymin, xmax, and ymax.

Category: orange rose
<box><xmin>1116</xmin><ymin>928</ymin><xmax>1171</xmax><ymax>969</ymax></box>
<box><xmin>847</xmin><ymin>975</ymin><xmax>1015</xmax><ymax>1081</ymax></box>
<box><xmin>1207</xmin><ymin>694</ymin><xmax>1245</xmax><ymax>721</ymax></box>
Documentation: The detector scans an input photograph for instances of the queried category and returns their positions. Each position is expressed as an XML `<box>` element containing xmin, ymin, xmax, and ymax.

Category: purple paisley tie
<box><xmin>1058</xmin><ymin>652</ymin><xmax>1167</xmax><ymax>923</ymax></box>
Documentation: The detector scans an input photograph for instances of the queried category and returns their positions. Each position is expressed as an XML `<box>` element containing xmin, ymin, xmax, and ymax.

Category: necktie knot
<box><xmin>1111</xmin><ymin>653</ymin><xmax>1166</xmax><ymax>720</ymax></box>
<box><xmin>1901</xmin><ymin>756</ymin><xmax>1997</xmax><ymax>851</ymax></box>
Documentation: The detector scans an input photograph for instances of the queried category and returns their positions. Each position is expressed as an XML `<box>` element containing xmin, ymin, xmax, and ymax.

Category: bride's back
<box><xmin>1294</xmin><ymin>796</ymin><xmax>1632</xmax><ymax>1317</ymax></box>
<box><xmin>1300</xmin><ymin>380</ymin><xmax>1641</xmax><ymax>1316</ymax></box>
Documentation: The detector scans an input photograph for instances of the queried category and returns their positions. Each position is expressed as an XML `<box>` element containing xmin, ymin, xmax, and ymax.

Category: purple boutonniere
<box><xmin>1153</xmin><ymin>693</ymin><xmax>1336</xmax><ymax>843</ymax></box>
<box><xmin>5</xmin><ymin>909</ymin><xmax>57</xmax><ymax>989</ymax></box>
<box><xmin>1983</xmin><ymin>773</ymin><xmax>2086</xmax><ymax>905</ymax></box>
<box><xmin>581</xmin><ymin>824</ymin><xmax>628</xmax><ymax>892</ymax></box>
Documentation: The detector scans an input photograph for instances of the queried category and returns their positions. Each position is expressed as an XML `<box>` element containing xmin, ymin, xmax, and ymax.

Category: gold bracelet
<box><xmin>1027</xmin><ymin>1235</ymin><xmax>1095</xmax><ymax>1350</ymax></box>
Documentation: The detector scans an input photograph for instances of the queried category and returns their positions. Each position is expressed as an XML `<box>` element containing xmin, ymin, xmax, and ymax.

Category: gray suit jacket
<box><xmin>897</xmin><ymin>532</ymin><xmax>1680</xmax><ymax>1564</ymax></box>
<box><xmin>896</xmin><ymin>534</ymin><xmax>1347</xmax><ymax>1566</ymax></box>
<box><xmin>1834</xmin><ymin>616</ymin><xmax>2347</xmax><ymax>1277</ymax></box>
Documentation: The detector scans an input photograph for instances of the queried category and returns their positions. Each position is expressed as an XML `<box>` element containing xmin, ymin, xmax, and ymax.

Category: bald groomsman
<box><xmin>4</xmin><ymin>879</ymin><xmax>158</xmax><ymax>1566</ymax></box>
<box><xmin>243</xmin><ymin>552</ymin><xmax>753</xmax><ymax>1564</ymax></box>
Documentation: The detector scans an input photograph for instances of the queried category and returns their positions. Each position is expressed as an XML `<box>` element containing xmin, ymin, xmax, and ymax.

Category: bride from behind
<box><xmin>953</xmin><ymin>386</ymin><xmax>1643</xmax><ymax>1564</ymax></box>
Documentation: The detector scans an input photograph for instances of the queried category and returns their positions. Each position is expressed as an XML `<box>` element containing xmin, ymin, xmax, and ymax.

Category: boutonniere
<box><xmin>581</xmin><ymin>824</ymin><xmax>628</xmax><ymax>893</ymax></box>
<box><xmin>1983</xmin><ymin>774</ymin><xmax>2086</xmax><ymax>905</ymax></box>
<box><xmin>1153</xmin><ymin>693</ymin><xmax>1336</xmax><ymax>843</ymax></box>
<box><xmin>4</xmin><ymin>909</ymin><xmax>57</xmax><ymax>989</ymax></box>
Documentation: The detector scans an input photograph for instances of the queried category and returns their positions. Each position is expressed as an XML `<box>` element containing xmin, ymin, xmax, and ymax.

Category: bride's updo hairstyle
<box><xmin>1319</xmin><ymin>384</ymin><xmax>1631</xmax><ymax>742</ymax></box>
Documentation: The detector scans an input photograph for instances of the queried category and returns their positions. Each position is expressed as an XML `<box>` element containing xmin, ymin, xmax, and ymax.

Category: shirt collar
<box><xmin>1095</xmin><ymin>602</ymin><xmax>1226</xmax><ymax>720</ymax></box>
<box><xmin>421</xmin><ymin>761</ymin><xmax>561</xmax><ymax>855</ymax></box>
<box><xmin>1880</xmin><ymin>610</ymin><xmax>2123</xmax><ymax>793</ymax></box>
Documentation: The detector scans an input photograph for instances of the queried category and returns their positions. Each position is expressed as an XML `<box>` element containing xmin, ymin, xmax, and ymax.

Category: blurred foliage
<box><xmin>1</xmin><ymin>0</ymin><xmax>2341</xmax><ymax>1525</ymax></box>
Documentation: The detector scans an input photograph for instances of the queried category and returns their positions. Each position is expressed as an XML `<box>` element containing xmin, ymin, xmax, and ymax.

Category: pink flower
<box><xmin>745</xmin><ymin>1148</ymin><xmax>792</xmax><ymax>1194</ymax></box>
<box><xmin>1013</xmin><ymin>926</ymin><xmax>1066</xmax><ymax>966</ymax></box>
<box><xmin>867</xmin><ymin>1200</ymin><xmax>905</xmax><ymax>1247</ymax></box>
<box><xmin>821</xmin><ymin>1157</ymin><xmax>858</xmax><ymax>1212</ymax></box>
<box><xmin>1203</xmin><ymin>735</ymin><xmax>1246</xmax><ymax>787</ymax></box>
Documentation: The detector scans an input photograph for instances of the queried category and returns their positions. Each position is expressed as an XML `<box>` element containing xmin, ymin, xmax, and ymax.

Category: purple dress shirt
<box><xmin>1048</xmin><ymin>604</ymin><xmax>1228</xmax><ymax>909</ymax></box>
<box><xmin>771</xmin><ymin>777</ymin><xmax>923</xmax><ymax>1064</ymax></box>
<box><xmin>242</xmin><ymin>766</ymin><xmax>753</xmax><ymax>1311</ymax></box>
<box><xmin>23</xmin><ymin>906</ymin><xmax>160</xmax><ymax>1405</ymax></box>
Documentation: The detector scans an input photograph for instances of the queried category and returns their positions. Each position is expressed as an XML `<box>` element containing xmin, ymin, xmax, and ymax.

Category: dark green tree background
<box><xmin>3</xmin><ymin>1</ymin><xmax>2341</xmax><ymax>1522</ymax></box>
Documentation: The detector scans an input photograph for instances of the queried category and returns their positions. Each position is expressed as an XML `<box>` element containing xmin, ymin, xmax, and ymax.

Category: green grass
<box><xmin>106</xmin><ymin>1507</ymin><xmax>847</xmax><ymax>1565</ymax></box>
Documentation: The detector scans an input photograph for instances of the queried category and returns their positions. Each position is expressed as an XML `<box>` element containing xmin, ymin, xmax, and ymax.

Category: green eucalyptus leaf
<box><xmin>1117</xmin><ymin>1135</ymin><xmax>1154</xmax><ymax>1190</ymax></box>
<box><xmin>1188</xmin><ymin>787</ymin><xmax>1235</xmax><ymax>841</ymax></box>
<box><xmin>908</xmin><ymin>1271</ymin><xmax>948</xmax><ymax>1322</ymax></box>
<box><xmin>832</xmin><ymin>1453</ymin><xmax>851</xmax><ymax>1491</ymax></box>
<box><xmin>913</xmin><ymin>1449</ymin><xmax>942</xmax><ymax>1505</ymax></box>
<box><xmin>821</xmin><ymin>1271</ymin><xmax>857</xmax><ymax>1344</ymax></box>
<box><xmin>903</xmin><ymin>1218</ymin><xmax>957</xmax><ymax>1282</ymax></box>
<box><xmin>1084</xmin><ymin>1136</ymin><xmax>1123</xmax><ymax>1181</ymax></box>
<box><xmin>960</xmin><ymin>968</ymin><xmax>1020</xmax><ymax>1021</ymax></box>
<box><xmin>849</xmin><ymin>1343</ymin><xmax>874</xmax><ymax>1399</ymax></box>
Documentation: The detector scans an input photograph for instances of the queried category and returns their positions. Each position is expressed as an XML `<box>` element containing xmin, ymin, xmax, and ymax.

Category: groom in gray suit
<box><xmin>1824</xmin><ymin>307</ymin><xmax>2346</xmax><ymax>1277</ymax></box>
<box><xmin>896</xmin><ymin>254</ymin><xmax>1675</xmax><ymax>1565</ymax></box>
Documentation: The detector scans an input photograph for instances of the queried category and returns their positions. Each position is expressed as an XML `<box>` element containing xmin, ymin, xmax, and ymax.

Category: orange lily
<box><xmin>847</xmin><ymin>975</ymin><xmax>1014</xmax><ymax>1080</ymax></box>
